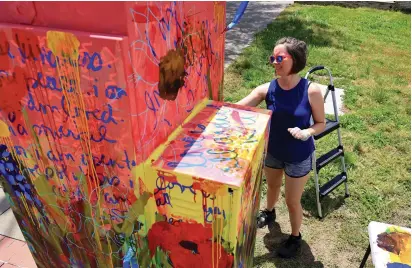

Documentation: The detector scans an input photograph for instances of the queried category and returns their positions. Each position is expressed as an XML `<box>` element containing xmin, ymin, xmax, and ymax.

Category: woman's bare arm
<box><xmin>236</xmin><ymin>82</ymin><xmax>270</xmax><ymax>107</ymax></box>
<box><xmin>307</xmin><ymin>83</ymin><xmax>326</xmax><ymax>136</ymax></box>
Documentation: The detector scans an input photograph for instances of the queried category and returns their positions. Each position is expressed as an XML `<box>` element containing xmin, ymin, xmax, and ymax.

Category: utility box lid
<box><xmin>151</xmin><ymin>100</ymin><xmax>272</xmax><ymax>188</ymax></box>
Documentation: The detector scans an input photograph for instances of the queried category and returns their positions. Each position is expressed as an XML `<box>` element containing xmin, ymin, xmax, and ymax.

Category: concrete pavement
<box><xmin>225</xmin><ymin>1</ymin><xmax>293</xmax><ymax>68</ymax></box>
<box><xmin>0</xmin><ymin>187</ymin><xmax>35</xmax><ymax>268</ymax></box>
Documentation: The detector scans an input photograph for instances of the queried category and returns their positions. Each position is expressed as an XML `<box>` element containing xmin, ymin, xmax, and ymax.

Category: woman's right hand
<box><xmin>288</xmin><ymin>127</ymin><xmax>312</xmax><ymax>141</ymax></box>
<box><xmin>235</xmin><ymin>82</ymin><xmax>270</xmax><ymax>107</ymax></box>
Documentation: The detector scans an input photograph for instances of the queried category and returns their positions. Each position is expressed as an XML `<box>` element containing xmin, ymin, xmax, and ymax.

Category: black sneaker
<box><xmin>277</xmin><ymin>233</ymin><xmax>302</xmax><ymax>258</ymax></box>
<box><xmin>257</xmin><ymin>208</ymin><xmax>276</xmax><ymax>228</ymax></box>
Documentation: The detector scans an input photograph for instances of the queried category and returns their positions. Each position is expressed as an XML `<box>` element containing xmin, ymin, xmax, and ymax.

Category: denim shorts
<box><xmin>265</xmin><ymin>153</ymin><xmax>313</xmax><ymax>178</ymax></box>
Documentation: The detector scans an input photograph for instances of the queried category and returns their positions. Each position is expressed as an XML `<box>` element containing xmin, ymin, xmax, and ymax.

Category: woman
<box><xmin>236</xmin><ymin>37</ymin><xmax>325</xmax><ymax>258</ymax></box>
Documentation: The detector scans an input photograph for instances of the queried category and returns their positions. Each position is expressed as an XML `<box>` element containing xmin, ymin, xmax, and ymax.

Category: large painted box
<box><xmin>0</xmin><ymin>1</ymin><xmax>271</xmax><ymax>267</ymax></box>
<box><xmin>141</xmin><ymin>100</ymin><xmax>271</xmax><ymax>267</ymax></box>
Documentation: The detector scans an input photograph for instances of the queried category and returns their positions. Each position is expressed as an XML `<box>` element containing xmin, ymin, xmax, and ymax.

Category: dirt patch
<box><xmin>353</xmin><ymin>78</ymin><xmax>378</xmax><ymax>88</ymax></box>
<box><xmin>253</xmin><ymin>191</ymin><xmax>363</xmax><ymax>267</ymax></box>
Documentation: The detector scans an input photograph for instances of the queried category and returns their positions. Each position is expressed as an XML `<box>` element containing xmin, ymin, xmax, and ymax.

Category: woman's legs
<box><xmin>264</xmin><ymin>167</ymin><xmax>284</xmax><ymax>210</ymax></box>
<box><xmin>276</xmin><ymin>173</ymin><xmax>310</xmax><ymax>258</ymax></box>
<box><xmin>284</xmin><ymin>173</ymin><xmax>310</xmax><ymax>236</ymax></box>
<box><xmin>257</xmin><ymin>167</ymin><xmax>284</xmax><ymax>228</ymax></box>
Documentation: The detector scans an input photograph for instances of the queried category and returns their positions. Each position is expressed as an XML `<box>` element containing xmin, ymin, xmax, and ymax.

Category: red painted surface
<box><xmin>0</xmin><ymin>2</ymin><xmax>127</xmax><ymax>35</ymax></box>
<box><xmin>0</xmin><ymin>1</ymin><xmax>225</xmax><ymax>163</ymax></box>
<box><xmin>125</xmin><ymin>1</ymin><xmax>226</xmax><ymax>160</ymax></box>
<box><xmin>0</xmin><ymin>2</ymin><xmax>228</xmax><ymax>267</ymax></box>
<box><xmin>148</xmin><ymin>221</ymin><xmax>234</xmax><ymax>267</ymax></box>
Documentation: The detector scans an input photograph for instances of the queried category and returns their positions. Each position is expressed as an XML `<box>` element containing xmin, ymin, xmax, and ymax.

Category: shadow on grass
<box><xmin>256</xmin><ymin>11</ymin><xmax>339</xmax><ymax>51</ymax></box>
<box><xmin>230</xmin><ymin>9</ymin><xmax>348</xmax><ymax>79</ymax></box>
<box><xmin>254</xmin><ymin>222</ymin><xmax>324</xmax><ymax>268</ymax></box>
<box><xmin>301</xmin><ymin>184</ymin><xmax>348</xmax><ymax>218</ymax></box>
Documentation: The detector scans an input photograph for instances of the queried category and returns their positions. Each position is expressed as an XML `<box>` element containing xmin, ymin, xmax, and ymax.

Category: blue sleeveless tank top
<box><xmin>265</xmin><ymin>78</ymin><xmax>315</xmax><ymax>163</ymax></box>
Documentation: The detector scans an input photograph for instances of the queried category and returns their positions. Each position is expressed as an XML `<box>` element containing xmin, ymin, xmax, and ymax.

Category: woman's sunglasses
<box><xmin>269</xmin><ymin>55</ymin><xmax>289</xmax><ymax>64</ymax></box>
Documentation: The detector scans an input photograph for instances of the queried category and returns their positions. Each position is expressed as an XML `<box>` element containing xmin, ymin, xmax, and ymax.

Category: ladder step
<box><xmin>316</xmin><ymin>146</ymin><xmax>344</xmax><ymax>171</ymax></box>
<box><xmin>314</xmin><ymin>118</ymin><xmax>340</xmax><ymax>140</ymax></box>
<box><xmin>320</xmin><ymin>172</ymin><xmax>347</xmax><ymax>198</ymax></box>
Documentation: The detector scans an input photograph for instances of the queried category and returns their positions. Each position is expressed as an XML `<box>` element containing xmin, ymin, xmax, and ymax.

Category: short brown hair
<box><xmin>275</xmin><ymin>37</ymin><xmax>308</xmax><ymax>74</ymax></box>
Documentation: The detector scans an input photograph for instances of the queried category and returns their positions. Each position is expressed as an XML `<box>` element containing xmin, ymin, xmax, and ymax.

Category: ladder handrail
<box><xmin>305</xmin><ymin>65</ymin><xmax>349</xmax><ymax>218</ymax></box>
<box><xmin>304</xmin><ymin>65</ymin><xmax>334</xmax><ymax>86</ymax></box>
<box><xmin>305</xmin><ymin>65</ymin><xmax>339</xmax><ymax>122</ymax></box>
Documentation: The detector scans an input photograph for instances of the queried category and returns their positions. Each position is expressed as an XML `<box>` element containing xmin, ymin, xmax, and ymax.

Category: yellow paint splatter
<box><xmin>47</xmin><ymin>31</ymin><xmax>80</xmax><ymax>60</ymax></box>
<box><xmin>214</xmin><ymin>2</ymin><xmax>225</xmax><ymax>26</ymax></box>
<box><xmin>0</xmin><ymin>120</ymin><xmax>10</xmax><ymax>137</ymax></box>
<box><xmin>47</xmin><ymin>31</ymin><xmax>111</xmax><ymax>265</ymax></box>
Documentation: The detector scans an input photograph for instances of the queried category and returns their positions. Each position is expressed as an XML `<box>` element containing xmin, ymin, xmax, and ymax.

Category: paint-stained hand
<box><xmin>287</xmin><ymin>127</ymin><xmax>312</xmax><ymax>141</ymax></box>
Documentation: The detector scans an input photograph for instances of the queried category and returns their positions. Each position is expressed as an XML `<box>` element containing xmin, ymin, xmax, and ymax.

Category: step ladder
<box><xmin>305</xmin><ymin>66</ymin><xmax>350</xmax><ymax>218</ymax></box>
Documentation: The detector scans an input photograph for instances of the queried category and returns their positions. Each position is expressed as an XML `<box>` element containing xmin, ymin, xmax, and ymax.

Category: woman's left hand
<box><xmin>288</xmin><ymin>127</ymin><xmax>312</xmax><ymax>141</ymax></box>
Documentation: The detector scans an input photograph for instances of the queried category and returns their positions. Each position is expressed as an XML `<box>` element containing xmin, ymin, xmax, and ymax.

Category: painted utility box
<box><xmin>0</xmin><ymin>2</ymin><xmax>271</xmax><ymax>267</ymax></box>
<box><xmin>143</xmin><ymin>100</ymin><xmax>271</xmax><ymax>267</ymax></box>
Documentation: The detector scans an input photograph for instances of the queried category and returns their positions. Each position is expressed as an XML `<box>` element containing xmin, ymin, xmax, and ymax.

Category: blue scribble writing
<box><xmin>205</xmin><ymin>207</ymin><xmax>226</xmax><ymax>223</ymax></box>
<box><xmin>155</xmin><ymin>192</ymin><xmax>172</xmax><ymax>207</ymax></box>
<box><xmin>105</xmin><ymin>85</ymin><xmax>127</xmax><ymax>100</ymax></box>
<box><xmin>61</xmin><ymin>95</ymin><xmax>118</xmax><ymax>125</ymax></box>
<box><xmin>154</xmin><ymin>175</ymin><xmax>196</xmax><ymax>195</ymax></box>
<box><xmin>27</xmin><ymin>124</ymin><xmax>117</xmax><ymax>143</ymax></box>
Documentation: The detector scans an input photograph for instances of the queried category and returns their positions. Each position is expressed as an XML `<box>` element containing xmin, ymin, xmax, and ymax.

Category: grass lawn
<box><xmin>223</xmin><ymin>3</ymin><xmax>411</xmax><ymax>268</ymax></box>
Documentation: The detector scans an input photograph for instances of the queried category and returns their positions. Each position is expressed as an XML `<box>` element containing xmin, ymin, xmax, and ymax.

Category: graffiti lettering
<box><xmin>80</xmin><ymin>52</ymin><xmax>103</xmax><ymax>72</ymax></box>
<box><xmin>28</xmin><ymin>124</ymin><xmax>116</xmax><ymax>144</ymax></box>
<box><xmin>104</xmin><ymin>193</ymin><xmax>119</xmax><ymax>205</ymax></box>
<box><xmin>155</xmin><ymin>192</ymin><xmax>172</xmax><ymax>207</ymax></box>
<box><xmin>206</xmin><ymin>148</ymin><xmax>238</xmax><ymax>162</ymax></box>
<box><xmin>61</xmin><ymin>96</ymin><xmax>118</xmax><ymax>125</ymax></box>
<box><xmin>144</xmin><ymin>90</ymin><xmax>161</xmax><ymax>130</ymax></box>
<box><xmin>14</xmin><ymin>32</ymin><xmax>41</xmax><ymax>63</ymax></box>
<box><xmin>105</xmin><ymin>85</ymin><xmax>127</xmax><ymax>100</ymax></box>
<box><xmin>159</xmin><ymin>213</ymin><xmax>184</xmax><ymax>225</ymax></box>
<box><xmin>204</xmin><ymin>206</ymin><xmax>226</xmax><ymax>223</ymax></box>
<box><xmin>27</xmin><ymin>72</ymin><xmax>63</xmax><ymax>92</ymax></box>
<box><xmin>154</xmin><ymin>176</ymin><xmax>196</xmax><ymax>195</ymax></box>
<box><xmin>6</xmin><ymin>45</ymin><xmax>107</xmax><ymax>72</ymax></box>
<box><xmin>27</xmin><ymin>92</ymin><xmax>59</xmax><ymax>114</ymax></box>
<box><xmin>100</xmin><ymin>175</ymin><xmax>120</xmax><ymax>186</ymax></box>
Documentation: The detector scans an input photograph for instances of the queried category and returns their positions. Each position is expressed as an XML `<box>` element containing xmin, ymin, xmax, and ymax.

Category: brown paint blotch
<box><xmin>158</xmin><ymin>48</ymin><xmax>186</xmax><ymax>101</ymax></box>
<box><xmin>377</xmin><ymin>231</ymin><xmax>411</xmax><ymax>255</ymax></box>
